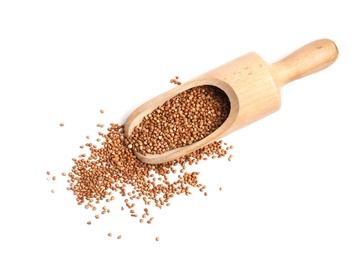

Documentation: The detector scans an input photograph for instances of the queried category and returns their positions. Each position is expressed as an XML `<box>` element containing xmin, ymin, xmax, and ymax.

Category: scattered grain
<box><xmin>51</xmin><ymin>189</ymin><xmax>55</xmax><ymax>193</ymax></box>
<box><xmin>117</xmin><ymin>235</ymin><xmax>122</xmax><ymax>239</ymax></box>
<box><xmin>108</xmin><ymin>233</ymin><xmax>112</xmax><ymax>237</ymax></box>
<box><xmin>59</xmin><ymin>79</ymin><xmax>234</xmax><ymax>239</ymax></box>
<box><xmin>60</xmin><ymin>123</ymin><xmax>64</xmax><ymax>127</ymax></box>
<box><xmin>155</xmin><ymin>237</ymin><xmax>160</xmax><ymax>241</ymax></box>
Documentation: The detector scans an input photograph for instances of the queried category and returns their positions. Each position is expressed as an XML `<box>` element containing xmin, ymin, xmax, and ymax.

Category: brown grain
<box><xmin>170</xmin><ymin>76</ymin><xmax>181</xmax><ymax>85</ymax></box>
<box><xmin>66</xmin><ymin>121</ymin><xmax>229</xmax><ymax>220</ymax></box>
<box><xmin>130</xmin><ymin>85</ymin><xmax>230</xmax><ymax>155</ymax></box>
<box><xmin>61</xmin><ymin>79</ymin><xmax>234</xmax><ymax>237</ymax></box>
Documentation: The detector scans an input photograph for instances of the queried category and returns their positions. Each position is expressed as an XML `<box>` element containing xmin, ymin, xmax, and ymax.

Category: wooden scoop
<box><xmin>124</xmin><ymin>39</ymin><xmax>338</xmax><ymax>164</ymax></box>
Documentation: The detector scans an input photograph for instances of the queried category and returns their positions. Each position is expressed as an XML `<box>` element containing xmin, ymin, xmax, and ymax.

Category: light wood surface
<box><xmin>124</xmin><ymin>39</ymin><xmax>338</xmax><ymax>164</ymax></box>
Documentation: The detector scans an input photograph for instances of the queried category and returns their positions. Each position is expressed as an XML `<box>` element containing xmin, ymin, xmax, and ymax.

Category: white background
<box><xmin>1</xmin><ymin>1</ymin><xmax>360</xmax><ymax>259</ymax></box>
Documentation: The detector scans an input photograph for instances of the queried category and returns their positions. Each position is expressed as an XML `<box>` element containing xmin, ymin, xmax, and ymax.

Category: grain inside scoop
<box><xmin>124</xmin><ymin>39</ymin><xmax>338</xmax><ymax>164</ymax></box>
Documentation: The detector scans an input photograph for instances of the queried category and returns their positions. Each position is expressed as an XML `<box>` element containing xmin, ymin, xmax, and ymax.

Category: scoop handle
<box><xmin>271</xmin><ymin>39</ymin><xmax>338</xmax><ymax>88</ymax></box>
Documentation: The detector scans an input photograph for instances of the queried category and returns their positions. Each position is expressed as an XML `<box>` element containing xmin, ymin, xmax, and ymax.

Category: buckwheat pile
<box><xmin>51</xmin><ymin>78</ymin><xmax>233</xmax><ymax>238</ymax></box>
<box><xmin>130</xmin><ymin>85</ymin><xmax>230</xmax><ymax>155</ymax></box>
